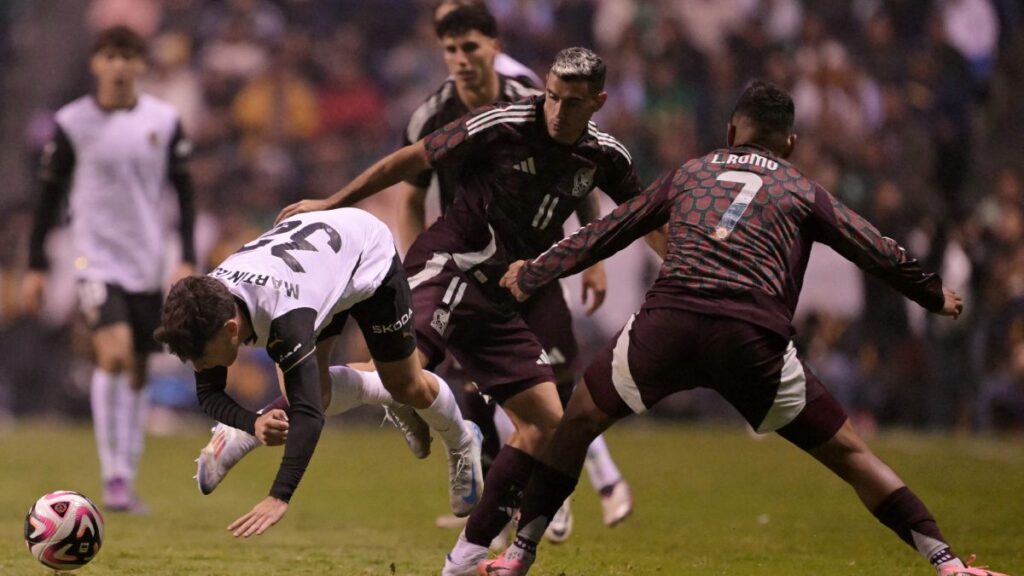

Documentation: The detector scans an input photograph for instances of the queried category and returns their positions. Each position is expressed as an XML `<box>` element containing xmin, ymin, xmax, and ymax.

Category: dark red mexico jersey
<box><xmin>519</xmin><ymin>144</ymin><xmax>945</xmax><ymax>338</ymax></box>
<box><xmin>416</xmin><ymin>96</ymin><xmax>642</xmax><ymax>272</ymax></box>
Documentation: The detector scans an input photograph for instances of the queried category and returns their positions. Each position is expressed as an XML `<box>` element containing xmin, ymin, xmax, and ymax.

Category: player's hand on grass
<box><xmin>21</xmin><ymin>270</ymin><xmax>47</xmax><ymax>315</ymax></box>
<box><xmin>228</xmin><ymin>496</ymin><xmax>288</xmax><ymax>537</ymax></box>
<box><xmin>255</xmin><ymin>409</ymin><xmax>289</xmax><ymax>446</ymax></box>
<box><xmin>500</xmin><ymin>260</ymin><xmax>529</xmax><ymax>302</ymax></box>
<box><xmin>940</xmin><ymin>287</ymin><xmax>964</xmax><ymax>319</ymax></box>
<box><xmin>275</xmin><ymin>198</ymin><xmax>332</xmax><ymax>225</ymax></box>
<box><xmin>581</xmin><ymin>261</ymin><xmax>607</xmax><ymax>316</ymax></box>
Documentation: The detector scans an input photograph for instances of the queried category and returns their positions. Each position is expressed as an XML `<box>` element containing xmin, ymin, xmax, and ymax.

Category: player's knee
<box><xmin>96</xmin><ymin>353</ymin><xmax>130</xmax><ymax>374</ymax></box>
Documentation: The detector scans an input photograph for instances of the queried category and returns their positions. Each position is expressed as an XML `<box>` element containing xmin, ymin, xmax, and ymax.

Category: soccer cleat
<box><xmin>103</xmin><ymin>478</ymin><xmax>148</xmax><ymax>514</ymax></box>
<box><xmin>448</xmin><ymin>421</ymin><xmax>484</xmax><ymax>518</ymax></box>
<box><xmin>382</xmin><ymin>404</ymin><xmax>432</xmax><ymax>459</ymax></box>
<box><xmin>477</xmin><ymin>545</ymin><xmax>535</xmax><ymax>576</ymax></box>
<box><xmin>601</xmin><ymin>479</ymin><xmax>634</xmax><ymax>527</ymax></box>
<box><xmin>543</xmin><ymin>498</ymin><xmax>573</xmax><ymax>544</ymax></box>
<box><xmin>938</xmin><ymin>555</ymin><xmax>1011</xmax><ymax>576</ymax></box>
<box><xmin>194</xmin><ymin>423</ymin><xmax>261</xmax><ymax>495</ymax></box>
<box><xmin>443</xmin><ymin>529</ymin><xmax>489</xmax><ymax>576</ymax></box>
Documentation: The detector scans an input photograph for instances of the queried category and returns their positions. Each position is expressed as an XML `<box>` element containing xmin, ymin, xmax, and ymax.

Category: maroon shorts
<box><xmin>404</xmin><ymin>253</ymin><xmax>557</xmax><ymax>404</ymax></box>
<box><xmin>585</xmin><ymin>305</ymin><xmax>847</xmax><ymax>451</ymax></box>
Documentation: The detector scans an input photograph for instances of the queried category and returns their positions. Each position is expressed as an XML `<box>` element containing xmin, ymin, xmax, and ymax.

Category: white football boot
<box><xmin>601</xmin><ymin>480</ymin><xmax>634</xmax><ymax>526</ymax></box>
<box><xmin>194</xmin><ymin>423</ymin><xmax>261</xmax><ymax>495</ymax></box>
<box><xmin>382</xmin><ymin>404</ymin><xmax>432</xmax><ymax>459</ymax></box>
<box><xmin>448</xmin><ymin>421</ymin><xmax>484</xmax><ymax>517</ymax></box>
<box><xmin>442</xmin><ymin>528</ymin><xmax>489</xmax><ymax>576</ymax></box>
<box><xmin>543</xmin><ymin>498</ymin><xmax>574</xmax><ymax>543</ymax></box>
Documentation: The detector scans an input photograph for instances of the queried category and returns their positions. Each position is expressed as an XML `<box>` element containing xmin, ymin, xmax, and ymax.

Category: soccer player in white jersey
<box><xmin>24</xmin><ymin>26</ymin><xmax>196</xmax><ymax>513</ymax></box>
<box><xmin>155</xmin><ymin>208</ymin><xmax>483</xmax><ymax>536</ymax></box>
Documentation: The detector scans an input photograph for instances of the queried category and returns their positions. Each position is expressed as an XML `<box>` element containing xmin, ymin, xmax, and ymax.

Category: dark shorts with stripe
<box><xmin>585</xmin><ymin>305</ymin><xmax>847</xmax><ymax>451</ymax></box>
<box><xmin>404</xmin><ymin>253</ymin><xmax>562</xmax><ymax>404</ymax></box>
<box><xmin>317</xmin><ymin>255</ymin><xmax>418</xmax><ymax>363</ymax></box>
<box><xmin>77</xmin><ymin>280</ymin><xmax>163</xmax><ymax>355</ymax></box>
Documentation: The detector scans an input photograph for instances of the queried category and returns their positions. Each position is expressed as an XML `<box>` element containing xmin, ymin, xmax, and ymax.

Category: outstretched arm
<box><xmin>808</xmin><ymin>184</ymin><xmax>950</xmax><ymax>314</ymax></box>
<box><xmin>276</xmin><ymin>140</ymin><xmax>431</xmax><ymax>224</ymax></box>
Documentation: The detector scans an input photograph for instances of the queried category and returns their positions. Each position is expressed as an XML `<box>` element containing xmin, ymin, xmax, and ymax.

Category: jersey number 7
<box><xmin>714</xmin><ymin>171</ymin><xmax>764</xmax><ymax>240</ymax></box>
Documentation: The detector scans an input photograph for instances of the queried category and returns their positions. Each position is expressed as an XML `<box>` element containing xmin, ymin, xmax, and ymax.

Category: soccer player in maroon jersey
<box><xmin>483</xmin><ymin>81</ymin><xmax>1009</xmax><ymax>576</ymax></box>
<box><xmin>277</xmin><ymin>47</ymin><xmax>656</xmax><ymax>574</ymax></box>
<box><xmin>402</xmin><ymin>4</ymin><xmax>633</xmax><ymax>540</ymax></box>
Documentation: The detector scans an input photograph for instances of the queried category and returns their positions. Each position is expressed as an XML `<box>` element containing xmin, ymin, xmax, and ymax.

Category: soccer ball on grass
<box><xmin>24</xmin><ymin>491</ymin><xmax>104</xmax><ymax>571</ymax></box>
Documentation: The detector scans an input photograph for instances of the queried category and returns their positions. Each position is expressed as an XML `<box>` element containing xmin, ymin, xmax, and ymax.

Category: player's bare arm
<box><xmin>574</xmin><ymin>195</ymin><xmax>608</xmax><ymax>315</ymax></box>
<box><xmin>276</xmin><ymin>140</ymin><xmax>432</xmax><ymax>224</ymax></box>
<box><xmin>397</xmin><ymin>182</ymin><xmax>429</xmax><ymax>253</ymax></box>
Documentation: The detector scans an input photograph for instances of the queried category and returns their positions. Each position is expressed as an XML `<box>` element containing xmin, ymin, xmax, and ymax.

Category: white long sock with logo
<box><xmin>584</xmin><ymin>434</ymin><xmax>622</xmax><ymax>492</ymax></box>
<box><xmin>114</xmin><ymin>383</ymin><xmax>149</xmax><ymax>485</ymax></box>
<box><xmin>90</xmin><ymin>369</ymin><xmax>123</xmax><ymax>482</ymax></box>
<box><xmin>326</xmin><ymin>365</ymin><xmax>396</xmax><ymax>416</ymax></box>
<box><xmin>415</xmin><ymin>372</ymin><xmax>470</xmax><ymax>450</ymax></box>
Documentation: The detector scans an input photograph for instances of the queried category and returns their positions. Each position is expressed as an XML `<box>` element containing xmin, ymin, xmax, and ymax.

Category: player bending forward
<box><xmin>482</xmin><ymin>81</ymin><xmax>1010</xmax><ymax>576</ymax></box>
<box><xmin>155</xmin><ymin>208</ymin><xmax>482</xmax><ymax>536</ymax></box>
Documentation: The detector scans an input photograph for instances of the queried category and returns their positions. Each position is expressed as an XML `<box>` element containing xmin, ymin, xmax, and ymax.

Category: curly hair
<box><xmin>731</xmin><ymin>79</ymin><xmax>795</xmax><ymax>152</ymax></box>
<box><xmin>154</xmin><ymin>277</ymin><xmax>236</xmax><ymax>360</ymax></box>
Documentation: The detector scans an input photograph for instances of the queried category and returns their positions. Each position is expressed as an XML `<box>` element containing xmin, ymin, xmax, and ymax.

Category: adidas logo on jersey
<box><xmin>513</xmin><ymin>157</ymin><xmax>537</xmax><ymax>175</ymax></box>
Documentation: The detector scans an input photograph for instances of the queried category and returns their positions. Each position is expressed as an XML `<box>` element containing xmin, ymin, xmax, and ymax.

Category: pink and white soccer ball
<box><xmin>24</xmin><ymin>491</ymin><xmax>104</xmax><ymax>571</ymax></box>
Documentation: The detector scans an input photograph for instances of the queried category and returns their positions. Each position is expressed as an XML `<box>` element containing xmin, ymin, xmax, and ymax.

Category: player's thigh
<box><xmin>349</xmin><ymin>255</ymin><xmax>419</xmax><ymax>366</ymax></box>
<box><xmin>406</xmin><ymin>257</ymin><xmax>556</xmax><ymax>401</ymax></box>
<box><xmin>520</xmin><ymin>282</ymin><xmax>579</xmax><ymax>392</ymax></box>
<box><xmin>124</xmin><ymin>290</ymin><xmax>163</xmax><ymax>382</ymax></box>
<box><xmin>582</xmin><ymin>307</ymin><xmax>703</xmax><ymax>418</ymax></box>
<box><xmin>709</xmin><ymin>321</ymin><xmax>847</xmax><ymax>450</ymax></box>
<box><xmin>79</xmin><ymin>281</ymin><xmax>134</xmax><ymax>370</ymax></box>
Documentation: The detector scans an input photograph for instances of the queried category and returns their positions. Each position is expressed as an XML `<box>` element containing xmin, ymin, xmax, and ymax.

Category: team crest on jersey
<box><xmin>571</xmin><ymin>166</ymin><xmax>596</xmax><ymax>197</ymax></box>
<box><xmin>431</xmin><ymin>308</ymin><xmax>451</xmax><ymax>336</ymax></box>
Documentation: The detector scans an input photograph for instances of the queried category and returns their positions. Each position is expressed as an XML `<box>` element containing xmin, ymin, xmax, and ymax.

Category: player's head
<box><xmin>90</xmin><ymin>26</ymin><xmax>147</xmax><ymax>97</ymax></box>
<box><xmin>543</xmin><ymin>47</ymin><xmax>607</xmax><ymax>144</ymax></box>
<box><xmin>435</xmin><ymin>4</ymin><xmax>500</xmax><ymax>93</ymax></box>
<box><xmin>727</xmin><ymin>80</ymin><xmax>796</xmax><ymax>158</ymax></box>
<box><xmin>155</xmin><ymin>277</ymin><xmax>243</xmax><ymax>371</ymax></box>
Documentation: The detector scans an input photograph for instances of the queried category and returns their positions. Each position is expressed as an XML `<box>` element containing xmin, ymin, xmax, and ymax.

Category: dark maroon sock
<box><xmin>258</xmin><ymin>396</ymin><xmax>289</xmax><ymax>414</ymax></box>
<box><xmin>513</xmin><ymin>461</ymin><xmax>580</xmax><ymax>552</ymax></box>
<box><xmin>464</xmin><ymin>446</ymin><xmax>536</xmax><ymax>546</ymax></box>
<box><xmin>872</xmin><ymin>486</ymin><xmax>956</xmax><ymax>565</ymax></box>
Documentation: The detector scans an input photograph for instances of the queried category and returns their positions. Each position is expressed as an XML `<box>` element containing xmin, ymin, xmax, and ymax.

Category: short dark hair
<box><xmin>550</xmin><ymin>47</ymin><xmax>605</xmax><ymax>92</ymax></box>
<box><xmin>435</xmin><ymin>4</ymin><xmax>498</xmax><ymax>39</ymax></box>
<box><xmin>92</xmin><ymin>25</ymin><xmax>147</xmax><ymax>58</ymax></box>
<box><xmin>154</xmin><ymin>277</ymin><xmax>236</xmax><ymax>360</ymax></box>
<box><xmin>731</xmin><ymin>80</ymin><xmax>795</xmax><ymax>151</ymax></box>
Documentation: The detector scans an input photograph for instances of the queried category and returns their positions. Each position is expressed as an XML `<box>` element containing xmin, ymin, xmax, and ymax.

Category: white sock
<box><xmin>494</xmin><ymin>404</ymin><xmax>515</xmax><ymax>445</ymax></box>
<box><xmin>415</xmin><ymin>372</ymin><xmax>470</xmax><ymax>450</ymax></box>
<box><xmin>448</xmin><ymin>528</ymin><xmax>488</xmax><ymax>565</ymax></box>
<box><xmin>325</xmin><ymin>365</ymin><xmax>401</xmax><ymax>416</ymax></box>
<box><xmin>114</xmin><ymin>383</ymin><xmax>149</xmax><ymax>486</ymax></box>
<box><xmin>90</xmin><ymin>369</ymin><xmax>123</xmax><ymax>482</ymax></box>
<box><xmin>584</xmin><ymin>434</ymin><xmax>622</xmax><ymax>492</ymax></box>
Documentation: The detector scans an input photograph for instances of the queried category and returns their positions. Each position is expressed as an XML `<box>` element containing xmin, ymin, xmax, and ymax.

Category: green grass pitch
<box><xmin>2</xmin><ymin>421</ymin><xmax>1021</xmax><ymax>575</ymax></box>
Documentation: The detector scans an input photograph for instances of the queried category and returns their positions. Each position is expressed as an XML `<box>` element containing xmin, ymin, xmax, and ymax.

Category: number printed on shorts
<box><xmin>714</xmin><ymin>171</ymin><xmax>764</xmax><ymax>240</ymax></box>
<box><xmin>236</xmin><ymin>220</ymin><xmax>342</xmax><ymax>273</ymax></box>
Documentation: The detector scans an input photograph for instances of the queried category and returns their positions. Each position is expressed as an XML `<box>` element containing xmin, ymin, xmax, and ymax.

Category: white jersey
<box><xmin>56</xmin><ymin>94</ymin><xmax>184</xmax><ymax>292</ymax></box>
<box><xmin>209</xmin><ymin>208</ymin><xmax>397</xmax><ymax>369</ymax></box>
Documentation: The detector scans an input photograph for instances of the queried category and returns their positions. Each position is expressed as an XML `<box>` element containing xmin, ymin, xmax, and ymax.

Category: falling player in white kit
<box><xmin>155</xmin><ymin>208</ymin><xmax>483</xmax><ymax>535</ymax></box>
<box><xmin>24</xmin><ymin>26</ymin><xmax>196</xmax><ymax>513</ymax></box>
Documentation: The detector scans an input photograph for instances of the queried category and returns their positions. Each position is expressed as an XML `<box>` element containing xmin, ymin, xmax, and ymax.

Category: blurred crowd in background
<box><xmin>1</xmin><ymin>0</ymin><xmax>1023</xmax><ymax>435</ymax></box>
